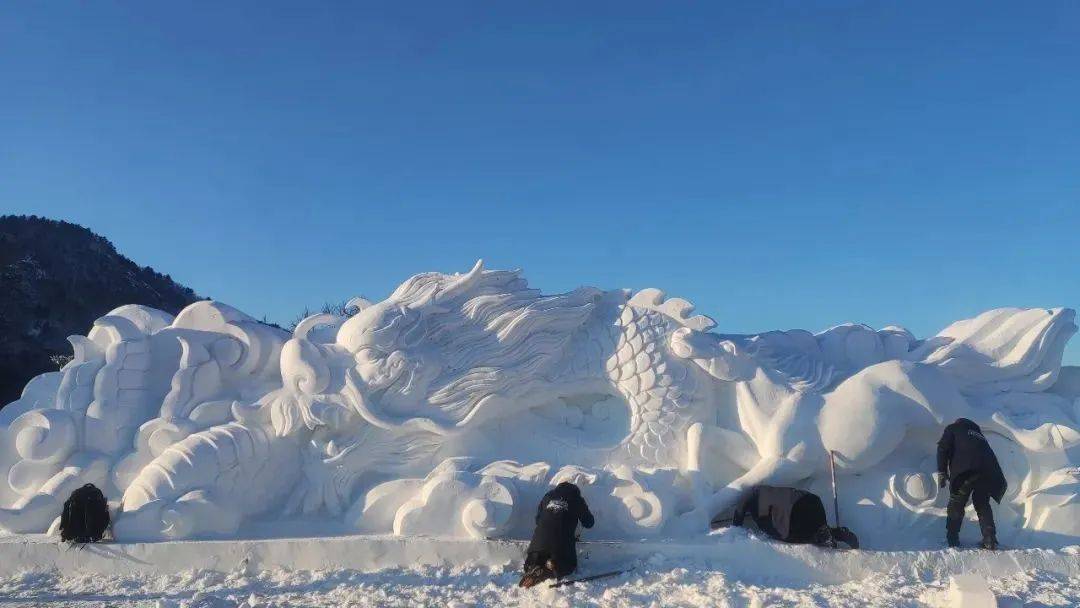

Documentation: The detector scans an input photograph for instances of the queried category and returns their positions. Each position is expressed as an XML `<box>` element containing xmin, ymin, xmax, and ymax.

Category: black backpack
<box><xmin>60</xmin><ymin>484</ymin><xmax>110</xmax><ymax>543</ymax></box>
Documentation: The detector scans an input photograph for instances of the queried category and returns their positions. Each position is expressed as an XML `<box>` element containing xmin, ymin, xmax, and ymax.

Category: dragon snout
<box><xmin>670</xmin><ymin>327</ymin><xmax>754</xmax><ymax>382</ymax></box>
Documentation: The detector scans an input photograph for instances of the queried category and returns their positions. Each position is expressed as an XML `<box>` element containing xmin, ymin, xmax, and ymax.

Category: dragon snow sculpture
<box><xmin>1</xmin><ymin>262</ymin><xmax>1078</xmax><ymax>547</ymax></box>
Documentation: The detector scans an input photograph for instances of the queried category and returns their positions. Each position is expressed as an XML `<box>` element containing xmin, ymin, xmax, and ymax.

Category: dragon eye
<box><xmin>354</xmin><ymin>347</ymin><xmax>384</xmax><ymax>366</ymax></box>
<box><xmin>386</xmin><ymin>351</ymin><xmax>407</xmax><ymax>372</ymax></box>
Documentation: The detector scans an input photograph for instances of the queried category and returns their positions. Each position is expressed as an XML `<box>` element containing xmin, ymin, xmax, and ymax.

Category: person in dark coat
<box><xmin>729</xmin><ymin>485</ymin><xmax>858</xmax><ymax>548</ymax></box>
<box><xmin>519</xmin><ymin>482</ymin><xmax>595</xmax><ymax>587</ymax></box>
<box><xmin>937</xmin><ymin>418</ymin><xmax>1007</xmax><ymax>549</ymax></box>
<box><xmin>733</xmin><ymin>485</ymin><xmax>828</xmax><ymax>544</ymax></box>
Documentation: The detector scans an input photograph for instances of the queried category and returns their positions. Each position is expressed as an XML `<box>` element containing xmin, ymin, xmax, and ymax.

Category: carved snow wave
<box><xmin>348</xmin><ymin>458</ymin><xmax>679</xmax><ymax>539</ymax></box>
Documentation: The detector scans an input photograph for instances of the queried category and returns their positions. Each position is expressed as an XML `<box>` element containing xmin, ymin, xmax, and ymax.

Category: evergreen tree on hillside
<box><xmin>0</xmin><ymin>215</ymin><xmax>200</xmax><ymax>406</ymax></box>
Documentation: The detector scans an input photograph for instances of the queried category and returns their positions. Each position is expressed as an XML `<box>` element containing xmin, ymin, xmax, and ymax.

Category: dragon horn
<box><xmin>430</xmin><ymin>259</ymin><xmax>484</xmax><ymax>304</ymax></box>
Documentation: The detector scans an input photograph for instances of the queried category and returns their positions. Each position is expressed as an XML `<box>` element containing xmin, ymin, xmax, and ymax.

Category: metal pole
<box><xmin>828</xmin><ymin>450</ymin><xmax>840</xmax><ymax>528</ymax></box>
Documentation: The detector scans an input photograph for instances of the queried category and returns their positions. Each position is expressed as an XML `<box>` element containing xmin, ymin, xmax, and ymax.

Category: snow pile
<box><xmin>0</xmin><ymin>533</ymin><xmax>1077</xmax><ymax>607</ymax></box>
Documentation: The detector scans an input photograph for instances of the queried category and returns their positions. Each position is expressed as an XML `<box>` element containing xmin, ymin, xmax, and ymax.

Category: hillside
<box><xmin>0</xmin><ymin>215</ymin><xmax>199</xmax><ymax>406</ymax></box>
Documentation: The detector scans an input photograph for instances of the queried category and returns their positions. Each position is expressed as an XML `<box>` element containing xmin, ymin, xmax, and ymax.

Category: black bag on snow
<box><xmin>59</xmin><ymin>484</ymin><xmax>109</xmax><ymax>543</ymax></box>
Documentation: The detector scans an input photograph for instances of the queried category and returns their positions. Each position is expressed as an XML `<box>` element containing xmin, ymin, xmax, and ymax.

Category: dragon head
<box><xmin>330</xmin><ymin>261</ymin><xmax>603</xmax><ymax>434</ymax></box>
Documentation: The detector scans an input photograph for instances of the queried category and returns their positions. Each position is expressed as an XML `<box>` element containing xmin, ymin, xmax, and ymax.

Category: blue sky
<box><xmin>2</xmin><ymin>2</ymin><xmax>1079</xmax><ymax>362</ymax></box>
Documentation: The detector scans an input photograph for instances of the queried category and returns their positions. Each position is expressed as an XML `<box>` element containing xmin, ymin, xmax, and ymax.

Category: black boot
<box><xmin>946</xmin><ymin>519</ymin><xmax>960</xmax><ymax>548</ymax></box>
<box><xmin>946</xmin><ymin>533</ymin><xmax>960</xmax><ymax>548</ymax></box>
<box><xmin>831</xmin><ymin>527</ymin><xmax>859</xmax><ymax>549</ymax></box>
<box><xmin>981</xmin><ymin>535</ymin><xmax>998</xmax><ymax>550</ymax></box>
<box><xmin>813</xmin><ymin>525</ymin><xmax>837</xmax><ymax>548</ymax></box>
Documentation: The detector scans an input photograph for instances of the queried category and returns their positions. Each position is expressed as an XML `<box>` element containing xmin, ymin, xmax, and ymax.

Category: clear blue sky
<box><xmin>2</xmin><ymin>2</ymin><xmax>1079</xmax><ymax>362</ymax></box>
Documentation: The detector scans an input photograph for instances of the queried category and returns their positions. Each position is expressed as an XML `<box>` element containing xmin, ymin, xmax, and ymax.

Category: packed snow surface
<box><xmin>1</xmin><ymin>530</ymin><xmax>1078</xmax><ymax>607</ymax></box>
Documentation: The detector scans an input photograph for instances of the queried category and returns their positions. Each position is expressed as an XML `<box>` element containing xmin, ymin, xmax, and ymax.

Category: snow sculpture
<box><xmin>1</xmin><ymin>262</ymin><xmax>1078</xmax><ymax>548</ymax></box>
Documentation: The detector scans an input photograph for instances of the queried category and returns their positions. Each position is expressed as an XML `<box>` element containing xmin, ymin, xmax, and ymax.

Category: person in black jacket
<box><xmin>730</xmin><ymin>485</ymin><xmax>858</xmax><ymax>548</ymax></box>
<box><xmin>519</xmin><ymin>482</ymin><xmax>595</xmax><ymax>587</ymax></box>
<box><xmin>937</xmin><ymin>418</ymin><xmax>1007</xmax><ymax>549</ymax></box>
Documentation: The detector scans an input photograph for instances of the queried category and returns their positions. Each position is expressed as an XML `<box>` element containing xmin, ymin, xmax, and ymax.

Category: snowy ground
<box><xmin>1</xmin><ymin>530</ymin><xmax>1078</xmax><ymax>607</ymax></box>
<box><xmin>2</xmin><ymin>554</ymin><xmax>1079</xmax><ymax>607</ymax></box>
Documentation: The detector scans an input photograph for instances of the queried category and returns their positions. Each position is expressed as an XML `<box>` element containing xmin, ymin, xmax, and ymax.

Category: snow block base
<box><xmin>948</xmin><ymin>573</ymin><xmax>998</xmax><ymax>608</ymax></box>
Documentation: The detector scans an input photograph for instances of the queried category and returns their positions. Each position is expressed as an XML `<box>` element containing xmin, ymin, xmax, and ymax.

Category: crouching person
<box><xmin>727</xmin><ymin>485</ymin><xmax>858</xmax><ymax>549</ymax></box>
<box><xmin>518</xmin><ymin>482</ymin><xmax>595</xmax><ymax>588</ymax></box>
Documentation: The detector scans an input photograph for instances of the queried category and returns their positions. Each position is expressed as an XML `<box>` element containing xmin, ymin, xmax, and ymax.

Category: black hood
<box><xmin>954</xmin><ymin>418</ymin><xmax>981</xmax><ymax>431</ymax></box>
<box><xmin>551</xmin><ymin>482</ymin><xmax>582</xmax><ymax>500</ymax></box>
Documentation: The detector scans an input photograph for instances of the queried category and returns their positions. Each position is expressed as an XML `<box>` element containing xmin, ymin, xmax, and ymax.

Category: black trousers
<box><xmin>946</xmin><ymin>473</ymin><xmax>996</xmax><ymax>541</ymax></box>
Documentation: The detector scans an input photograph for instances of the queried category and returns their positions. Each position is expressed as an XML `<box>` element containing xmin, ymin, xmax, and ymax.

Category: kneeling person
<box><xmin>519</xmin><ymin>482</ymin><xmax>595</xmax><ymax>588</ymax></box>
<box><xmin>726</xmin><ymin>485</ymin><xmax>858</xmax><ymax>549</ymax></box>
